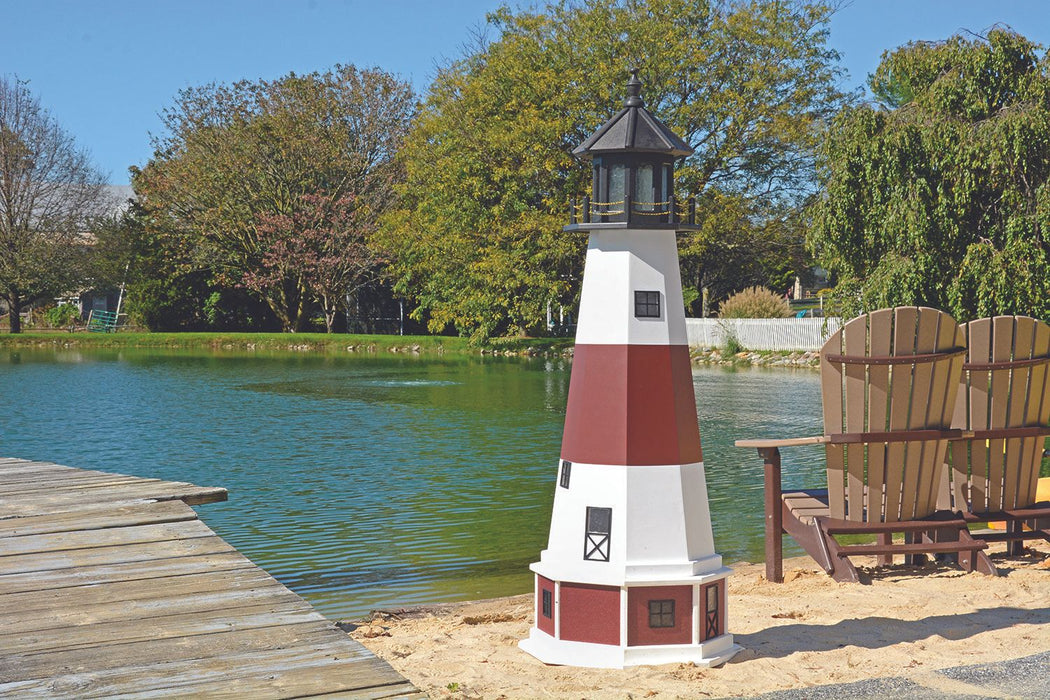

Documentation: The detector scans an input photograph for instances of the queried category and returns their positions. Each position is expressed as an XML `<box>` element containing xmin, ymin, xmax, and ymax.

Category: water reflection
<box><xmin>0</xmin><ymin>349</ymin><xmax>821</xmax><ymax>618</ymax></box>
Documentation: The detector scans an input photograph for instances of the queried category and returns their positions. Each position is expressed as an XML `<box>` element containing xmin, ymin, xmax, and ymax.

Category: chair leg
<box><xmin>903</xmin><ymin>531</ymin><xmax>927</xmax><ymax>566</ymax></box>
<box><xmin>759</xmin><ymin>448</ymin><xmax>784</xmax><ymax>583</ymax></box>
<box><xmin>1006</xmin><ymin>521</ymin><xmax>1025</xmax><ymax>556</ymax></box>
<box><xmin>877</xmin><ymin>533</ymin><xmax>893</xmax><ymax>566</ymax></box>
<box><xmin>781</xmin><ymin>512</ymin><xmax>860</xmax><ymax>583</ymax></box>
<box><xmin>959</xmin><ymin>529</ymin><xmax>998</xmax><ymax>576</ymax></box>
<box><xmin>821</xmin><ymin>527</ymin><xmax>860</xmax><ymax>583</ymax></box>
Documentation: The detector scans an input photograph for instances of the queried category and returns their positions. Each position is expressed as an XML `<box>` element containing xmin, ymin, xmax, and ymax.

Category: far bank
<box><xmin>0</xmin><ymin>331</ymin><xmax>819</xmax><ymax>367</ymax></box>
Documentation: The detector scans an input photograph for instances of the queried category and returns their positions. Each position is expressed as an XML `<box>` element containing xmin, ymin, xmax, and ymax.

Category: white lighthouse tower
<box><xmin>519</xmin><ymin>71</ymin><xmax>741</xmax><ymax>669</ymax></box>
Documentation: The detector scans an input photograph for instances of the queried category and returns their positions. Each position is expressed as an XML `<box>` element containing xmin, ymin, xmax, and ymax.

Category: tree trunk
<box><xmin>7</xmin><ymin>290</ymin><xmax>22</xmax><ymax>334</ymax></box>
<box><xmin>265</xmin><ymin>279</ymin><xmax>304</xmax><ymax>333</ymax></box>
<box><xmin>321</xmin><ymin>293</ymin><xmax>336</xmax><ymax>334</ymax></box>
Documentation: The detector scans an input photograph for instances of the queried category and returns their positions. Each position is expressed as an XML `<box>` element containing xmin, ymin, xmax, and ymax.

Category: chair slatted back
<box><xmin>821</xmin><ymin>308</ymin><xmax>965</xmax><ymax>522</ymax></box>
<box><xmin>950</xmin><ymin>316</ymin><xmax>1050</xmax><ymax>513</ymax></box>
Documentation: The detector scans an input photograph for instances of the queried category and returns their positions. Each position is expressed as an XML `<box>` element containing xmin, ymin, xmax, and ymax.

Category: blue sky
<box><xmin>2</xmin><ymin>0</ymin><xmax>1048</xmax><ymax>185</ymax></box>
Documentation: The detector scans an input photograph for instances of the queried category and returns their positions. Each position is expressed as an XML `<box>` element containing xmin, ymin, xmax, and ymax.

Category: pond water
<box><xmin>0</xmin><ymin>348</ymin><xmax>825</xmax><ymax>619</ymax></box>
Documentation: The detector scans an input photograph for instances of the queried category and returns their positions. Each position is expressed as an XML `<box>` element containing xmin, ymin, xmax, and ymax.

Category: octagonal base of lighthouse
<box><xmin>519</xmin><ymin>460</ymin><xmax>742</xmax><ymax>669</ymax></box>
<box><xmin>518</xmin><ymin>578</ymin><xmax>741</xmax><ymax>669</ymax></box>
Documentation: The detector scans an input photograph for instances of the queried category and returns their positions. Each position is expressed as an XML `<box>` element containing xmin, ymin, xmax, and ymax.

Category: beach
<box><xmin>349</xmin><ymin>542</ymin><xmax>1050</xmax><ymax>699</ymax></box>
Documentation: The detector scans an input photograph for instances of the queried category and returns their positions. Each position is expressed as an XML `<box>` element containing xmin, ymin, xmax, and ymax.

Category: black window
<box><xmin>648</xmin><ymin>599</ymin><xmax>675</xmax><ymax>628</ymax></box>
<box><xmin>583</xmin><ymin>506</ymin><xmax>612</xmax><ymax>562</ymax></box>
<box><xmin>634</xmin><ymin>291</ymin><xmax>660</xmax><ymax>318</ymax></box>
<box><xmin>559</xmin><ymin>461</ymin><xmax>572</xmax><ymax>489</ymax></box>
<box><xmin>542</xmin><ymin>589</ymin><xmax>553</xmax><ymax>618</ymax></box>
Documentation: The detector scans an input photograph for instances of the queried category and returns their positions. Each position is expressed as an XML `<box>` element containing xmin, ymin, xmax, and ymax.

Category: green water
<box><xmin>0</xmin><ymin>348</ymin><xmax>824</xmax><ymax>619</ymax></box>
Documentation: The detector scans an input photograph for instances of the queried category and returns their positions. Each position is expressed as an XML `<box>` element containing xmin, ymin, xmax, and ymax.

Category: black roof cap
<box><xmin>573</xmin><ymin>69</ymin><xmax>693</xmax><ymax>158</ymax></box>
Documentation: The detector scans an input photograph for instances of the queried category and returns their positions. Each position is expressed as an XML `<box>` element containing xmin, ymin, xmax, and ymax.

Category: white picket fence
<box><xmin>685</xmin><ymin>317</ymin><xmax>842</xmax><ymax>352</ymax></box>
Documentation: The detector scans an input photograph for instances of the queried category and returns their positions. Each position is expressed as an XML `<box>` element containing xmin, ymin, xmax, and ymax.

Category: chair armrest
<box><xmin>734</xmin><ymin>436</ymin><xmax>828</xmax><ymax>448</ymax></box>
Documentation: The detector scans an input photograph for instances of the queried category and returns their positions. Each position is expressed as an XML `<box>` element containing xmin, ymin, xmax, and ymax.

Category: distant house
<box><xmin>68</xmin><ymin>185</ymin><xmax>136</xmax><ymax>320</ymax></box>
<box><xmin>2</xmin><ymin>185</ymin><xmax>136</xmax><ymax>328</ymax></box>
<box><xmin>791</xmin><ymin>266</ymin><xmax>830</xmax><ymax>301</ymax></box>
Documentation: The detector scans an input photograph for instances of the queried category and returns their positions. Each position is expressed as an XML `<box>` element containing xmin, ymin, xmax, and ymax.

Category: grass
<box><xmin>0</xmin><ymin>330</ymin><xmax>576</xmax><ymax>356</ymax></box>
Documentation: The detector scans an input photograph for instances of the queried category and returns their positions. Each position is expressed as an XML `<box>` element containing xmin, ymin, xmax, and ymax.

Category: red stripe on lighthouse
<box><xmin>561</xmin><ymin>344</ymin><xmax>703</xmax><ymax>466</ymax></box>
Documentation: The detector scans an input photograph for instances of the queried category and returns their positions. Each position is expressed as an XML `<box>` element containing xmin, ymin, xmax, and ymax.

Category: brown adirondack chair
<box><xmin>736</xmin><ymin>307</ymin><xmax>994</xmax><ymax>583</ymax></box>
<box><xmin>943</xmin><ymin>316</ymin><xmax>1050</xmax><ymax>551</ymax></box>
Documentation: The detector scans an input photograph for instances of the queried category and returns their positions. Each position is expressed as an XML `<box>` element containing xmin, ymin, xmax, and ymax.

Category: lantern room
<box><xmin>567</xmin><ymin>69</ymin><xmax>699</xmax><ymax>230</ymax></box>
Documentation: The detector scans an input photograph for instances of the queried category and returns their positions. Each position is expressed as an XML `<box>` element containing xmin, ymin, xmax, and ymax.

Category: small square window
<box><xmin>542</xmin><ymin>589</ymin><xmax>553</xmax><ymax>618</ymax></box>
<box><xmin>586</xmin><ymin>507</ymin><xmax>611</xmax><ymax>535</ymax></box>
<box><xmin>560</xmin><ymin>461</ymin><xmax>572</xmax><ymax>489</ymax></box>
<box><xmin>583</xmin><ymin>506</ymin><xmax>612</xmax><ymax>562</ymax></box>
<box><xmin>648</xmin><ymin>599</ymin><xmax>675</xmax><ymax>628</ymax></box>
<box><xmin>634</xmin><ymin>291</ymin><xmax>660</xmax><ymax>318</ymax></box>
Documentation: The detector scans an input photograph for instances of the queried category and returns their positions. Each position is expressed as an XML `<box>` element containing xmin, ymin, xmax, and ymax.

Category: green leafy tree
<box><xmin>90</xmin><ymin>206</ymin><xmax>270</xmax><ymax>331</ymax></box>
<box><xmin>134</xmin><ymin>65</ymin><xmax>413</xmax><ymax>332</ymax></box>
<box><xmin>0</xmin><ymin>75</ymin><xmax>107</xmax><ymax>333</ymax></box>
<box><xmin>378</xmin><ymin>0</ymin><xmax>846</xmax><ymax>339</ymax></box>
<box><xmin>810</xmin><ymin>29</ymin><xmax>1050</xmax><ymax>320</ymax></box>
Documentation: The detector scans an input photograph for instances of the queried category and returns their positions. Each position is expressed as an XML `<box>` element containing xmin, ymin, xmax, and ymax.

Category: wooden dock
<box><xmin>0</xmin><ymin>457</ymin><xmax>422</xmax><ymax>698</ymax></box>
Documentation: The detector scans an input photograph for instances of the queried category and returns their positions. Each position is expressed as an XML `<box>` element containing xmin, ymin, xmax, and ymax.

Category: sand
<box><xmin>348</xmin><ymin>542</ymin><xmax>1050</xmax><ymax>699</ymax></box>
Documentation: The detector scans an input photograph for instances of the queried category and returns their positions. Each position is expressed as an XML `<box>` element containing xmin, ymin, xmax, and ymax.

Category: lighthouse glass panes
<box><xmin>608</xmin><ymin>163</ymin><xmax>625</xmax><ymax>218</ymax></box>
<box><xmin>634</xmin><ymin>291</ymin><xmax>660</xmax><ymax>318</ymax></box>
<box><xmin>542</xmin><ymin>589</ymin><xmax>553</xmax><ymax>618</ymax></box>
<box><xmin>583</xmin><ymin>507</ymin><xmax>612</xmax><ymax>562</ymax></box>
<box><xmin>636</xmin><ymin>164</ymin><xmax>654</xmax><ymax>211</ymax></box>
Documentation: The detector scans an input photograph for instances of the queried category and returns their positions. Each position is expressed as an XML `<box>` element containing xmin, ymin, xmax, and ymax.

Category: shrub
<box><xmin>44</xmin><ymin>303</ymin><xmax>81</xmax><ymax>329</ymax></box>
<box><xmin>720</xmin><ymin>325</ymin><xmax>744</xmax><ymax>355</ymax></box>
<box><xmin>718</xmin><ymin>286</ymin><xmax>792</xmax><ymax>319</ymax></box>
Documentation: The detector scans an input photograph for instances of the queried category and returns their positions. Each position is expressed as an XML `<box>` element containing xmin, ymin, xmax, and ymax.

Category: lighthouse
<box><xmin>519</xmin><ymin>70</ymin><xmax>741</xmax><ymax>669</ymax></box>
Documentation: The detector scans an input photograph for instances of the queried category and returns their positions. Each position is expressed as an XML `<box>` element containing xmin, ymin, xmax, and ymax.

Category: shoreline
<box><xmin>346</xmin><ymin>544</ymin><xmax>1050</xmax><ymax>699</ymax></box>
<box><xmin>0</xmin><ymin>331</ymin><xmax>820</xmax><ymax>367</ymax></box>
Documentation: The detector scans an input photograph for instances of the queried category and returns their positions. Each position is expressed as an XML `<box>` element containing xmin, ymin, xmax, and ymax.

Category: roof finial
<box><xmin>624</xmin><ymin>67</ymin><xmax>644</xmax><ymax>108</ymax></box>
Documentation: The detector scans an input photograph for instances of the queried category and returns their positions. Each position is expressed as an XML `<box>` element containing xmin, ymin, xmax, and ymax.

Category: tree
<box><xmin>90</xmin><ymin>205</ymin><xmax>274</xmax><ymax>331</ymax></box>
<box><xmin>134</xmin><ymin>65</ymin><xmax>413</xmax><ymax>332</ymax></box>
<box><xmin>809</xmin><ymin>29</ymin><xmax>1050</xmax><ymax>320</ymax></box>
<box><xmin>247</xmin><ymin>192</ymin><xmax>384</xmax><ymax>333</ymax></box>
<box><xmin>377</xmin><ymin>0</ymin><xmax>847</xmax><ymax>340</ymax></box>
<box><xmin>0</xmin><ymin>76</ymin><xmax>107</xmax><ymax>333</ymax></box>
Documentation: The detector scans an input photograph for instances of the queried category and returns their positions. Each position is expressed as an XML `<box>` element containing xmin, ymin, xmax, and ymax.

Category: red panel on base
<box><xmin>537</xmin><ymin>575</ymin><xmax>555</xmax><ymax>637</ymax></box>
<box><xmin>627</xmin><ymin>585</ymin><xmax>693</xmax><ymax>646</ymax></box>
<box><xmin>561</xmin><ymin>344</ymin><xmax>702</xmax><ymax>466</ymax></box>
<box><xmin>559</xmin><ymin>582</ymin><xmax>620</xmax><ymax>645</ymax></box>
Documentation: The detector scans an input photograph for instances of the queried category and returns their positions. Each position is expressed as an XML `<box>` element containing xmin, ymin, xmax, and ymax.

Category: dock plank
<box><xmin>0</xmin><ymin>500</ymin><xmax>197</xmax><ymax>538</ymax></box>
<box><xmin>0</xmin><ymin>483</ymin><xmax>228</xmax><ymax>514</ymax></box>
<box><xmin>0</xmin><ymin>620</ymin><xmax>345</xmax><ymax>682</ymax></box>
<box><xmin>4</xmin><ymin>600</ymin><xmax>327</xmax><ymax>654</ymax></box>
<box><xmin>0</xmin><ymin>551</ymin><xmax>256</xmax><ymax>595</ymax></box>
<box><xmin>0</xmin><ymin>581</ymin><xmax>303</xmax><ymax>635</ymax></box>
<box><xmin>1</xmin><ymin>646</ymin><xmax>423</xmax><ymax>699</ymax></box>
<box><xmin>0</xmin><ymin>533</ymin><xmax>234</xmax><ymax>575</ymax></box>
<box><xmin>0</xmin><ymin>519</ymin><xmax>217</xmax><ymax>557</ymax></box>
<box><xmin>0</xmin><ymin>456</ymin><xmax>417</xmax><ymax>698</ymax></box>
<box><xmin>0</xmin><ymin>567</ymin><xmax>280</xmax><ymax>616</ymax></box>
<box><xmin>1</xmin><ymin>646</ymin><xmax>366</xmax><ymax>694</ymax></box>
